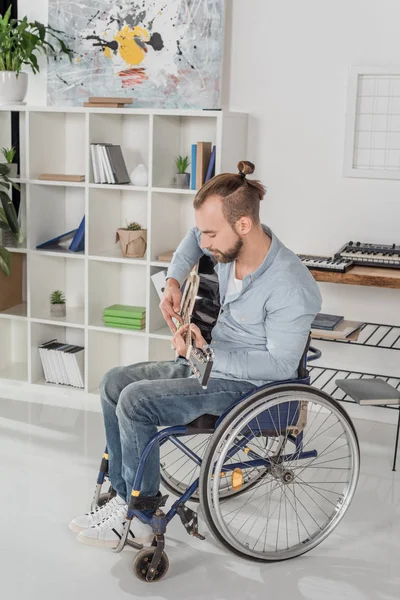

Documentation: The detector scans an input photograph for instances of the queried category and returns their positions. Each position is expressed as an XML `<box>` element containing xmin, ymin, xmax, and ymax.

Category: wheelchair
<box><xmin>91</xmin><ymin>339</ymin><xmax>360</xmax><ymax>582</ymax></box>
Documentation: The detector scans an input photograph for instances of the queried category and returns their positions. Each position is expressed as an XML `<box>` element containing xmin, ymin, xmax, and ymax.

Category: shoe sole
<box><xmin>69</xmin><ymin>521</ymin><xmax>88</xmax><ymax>534</ymax></box>
<box><xmin>76</xmin><ymin>532</ymin><xmax>120</xmax><ymax>548</ymax></box>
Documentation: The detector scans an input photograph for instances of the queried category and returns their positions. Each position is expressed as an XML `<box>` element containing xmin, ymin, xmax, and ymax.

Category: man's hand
<box><xmin>159</xmin><ymin>278</ymin><xmax>183</xmax><ymax>332</ymax></box>
<box><xmin>171</xmin><ymin>323</ymin><xmax>208</xmax><ymax>358</ymax></box>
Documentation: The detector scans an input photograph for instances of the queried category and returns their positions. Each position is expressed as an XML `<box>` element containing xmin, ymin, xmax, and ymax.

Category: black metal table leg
<box><xmin>392</xmin><ymin>408</ymin><xmax>400</xmax><ymax>471</ymax></box>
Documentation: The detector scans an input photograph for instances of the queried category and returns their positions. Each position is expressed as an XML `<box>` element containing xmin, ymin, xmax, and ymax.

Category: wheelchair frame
<box><xmin>92</xmin><ymin>343</ymin><xmax>350</xmax><ymax>582</ymax></box>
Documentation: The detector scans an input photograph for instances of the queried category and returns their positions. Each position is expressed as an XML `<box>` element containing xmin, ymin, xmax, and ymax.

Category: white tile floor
<box><xmin>2</xmin><ymin>396</ymin><xmax>400</xmax><ymax>600</ymax></box>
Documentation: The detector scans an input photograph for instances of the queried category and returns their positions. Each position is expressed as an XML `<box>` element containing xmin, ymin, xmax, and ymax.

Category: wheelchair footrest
<box><xmin>129</xmin><ymin>493</ymin><xmax>168</xmax><ymax>512</ymax></box>
<box><xmin>176</xmin><ymin>505</ymin><xmax>205</xmax><ymax>540</ymax></box>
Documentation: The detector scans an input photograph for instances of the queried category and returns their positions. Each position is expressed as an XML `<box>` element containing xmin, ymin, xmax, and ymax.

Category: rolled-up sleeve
<box><xmin>166</xmin><ymin>228</ymin><xmax>203</xmax><ymax>286</ymax></box>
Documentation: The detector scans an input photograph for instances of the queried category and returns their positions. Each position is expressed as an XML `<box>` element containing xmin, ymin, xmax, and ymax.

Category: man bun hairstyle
<box><xmin>193</xmin><ymin>160</ymin><xmax>266</xmax><ymax>226</ymax></box>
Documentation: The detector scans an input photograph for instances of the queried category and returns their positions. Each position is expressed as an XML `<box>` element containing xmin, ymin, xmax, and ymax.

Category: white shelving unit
<box><xmin>0</xmin><ymin>106</ymin><xmax>248</xmax><ymax>403</ymax></box>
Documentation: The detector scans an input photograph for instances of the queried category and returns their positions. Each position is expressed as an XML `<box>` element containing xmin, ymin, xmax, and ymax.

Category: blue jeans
<box><xmin>100</xmin><ymin>360</ymin><xmax>257</xmax><ymax>502</ymax></box>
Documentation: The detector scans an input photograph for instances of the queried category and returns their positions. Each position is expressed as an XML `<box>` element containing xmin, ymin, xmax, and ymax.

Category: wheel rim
<box><xmin>205</xmin><ymin>389</ymin><xmax>360</xmax><ymax>561</ymax></box>
<box><xmin>160</xmin><ymin>433</ymin><xmax>281</xmax><ymax>500</ymax></box>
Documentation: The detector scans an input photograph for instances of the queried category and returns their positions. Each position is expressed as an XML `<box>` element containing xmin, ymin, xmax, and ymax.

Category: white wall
<box><xmin>18</xmin><ymin>1</ymin><xmax>400</xmax><ymax>407</ymax></box>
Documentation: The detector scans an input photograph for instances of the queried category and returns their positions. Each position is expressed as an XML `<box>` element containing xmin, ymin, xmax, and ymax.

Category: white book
<box><xmin>151</xmin><ymin>270</ymin><xmax>167</xmax><ymax>301</ymax></box>
<box><xmin>71</xmin><ymin>347</ymin><xmax>85</xmax><ymax>388</ymax></box>
<box><xmin>96</xmin><ymin>145</ymin><xmax>106</xmax><ymax>183</ymax></box>
<box><xmin>90</xmin><ymin>144</ymin><xmax>100</xmax><ymax>183</ymax></box>
<box><xmin>38</xmin><ymin>339</ymin><xmax>56</xmax><ymax>383</ymax></box>
<box><xmin>63</xmin><ymin>347</ymin><xmax>78</xmax><ymax>386</ymax></box>
<box><xmin>101</xmin><ymin>145</ymin><xmax>115</xmax><ymax>183</ymax></box>
<box><xmin>58</xmin><ymin>344</ymin><xmax>74</xmax><ymax>385</ymax></box>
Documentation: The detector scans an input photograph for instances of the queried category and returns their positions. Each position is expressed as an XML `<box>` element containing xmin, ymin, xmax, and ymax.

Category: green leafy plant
<box><xmin>0</xmin><ymin>6</ymin><xmax>73</xmax><ymax>75</ymax></box>
<box><xmin>1</xmin><ymin>146</ymin><xmax>16</xmax><ymax>164</ymax></box>
<box><xmin>0</xmin><ymin>163</ymin><xmax>23</xmax><ymax>276</ymax></box>
<box><xmin>50</xmin><ymin>290</ymin><xmax>66</xmax><ymax>305</ymax></box>
<box><xmin>175</xmin><ymin>155</ymin><xmax>190</xmax><ymax>174</ymax></box>
<box><xmin>125</xmin><ymin>221</ymin><xmax>142</xmax><ymax>231</ymax></box>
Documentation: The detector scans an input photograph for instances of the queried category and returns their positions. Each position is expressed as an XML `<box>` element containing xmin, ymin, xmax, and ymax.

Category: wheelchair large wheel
<box><xmin>160</xmin><ymin>432</ymin><xmax>283</xmax><ymax>502</ymax></box>
<box><xmin>199</xmin><ymin>384</ymin><xmax>360</xmax><ymax>562</ymax></box>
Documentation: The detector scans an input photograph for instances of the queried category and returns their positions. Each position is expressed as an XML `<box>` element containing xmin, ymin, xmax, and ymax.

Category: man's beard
<box><xmin>211</xmin><ymin>237</ymin><xmax>243</xmax><ymax>263</ymax></box>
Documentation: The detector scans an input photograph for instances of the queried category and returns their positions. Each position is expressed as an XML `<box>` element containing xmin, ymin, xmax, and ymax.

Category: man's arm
<box><xmin>212</xmin><ymin>285</ymin><xmax>322</xmax><ymax>382</ymax></box>
<box><xmin>166</xmin><ymin>227</ymin><xmax>203</xmax><ymax>286</ymax></box>
<box><xmin>160</xmin><ymin>228</ymin><xmax>204</xmax><ymax>332</ymax></box>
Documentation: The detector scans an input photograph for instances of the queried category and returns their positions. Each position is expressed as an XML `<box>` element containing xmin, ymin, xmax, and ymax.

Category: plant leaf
<box><xmin>0</xmin><ymin>247</ymin><xmax>11</xmax><ymax>276</ymax></box>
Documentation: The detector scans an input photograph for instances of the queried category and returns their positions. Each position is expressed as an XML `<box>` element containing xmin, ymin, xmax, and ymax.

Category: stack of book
<box><xmin>90</xmin><ymin>144</ymin><xmax>130</xmax><ymax>184</ymax></box>
<box><xmin>191</xmin><ymin>142</ymin><xmax>216</xmax><ymax>190</ymax></box>
<box><xmin>39</xmin><ymin>339</ymin><xmax>84</xmax><ymax>387</ymax></box>
<box><xmin>84</xmin><ymin>96</ymin><xmax>133</xmax><ymax>108</ymax></box>
<box><xmin>103</xmin><ymin>304</ymin><xmax>146</xmax><ymax>330</ymax></box>
<box><xmin>311</xmin><ymin>313</ymin><xmax>365</xmax><ymax>341</ymax></box>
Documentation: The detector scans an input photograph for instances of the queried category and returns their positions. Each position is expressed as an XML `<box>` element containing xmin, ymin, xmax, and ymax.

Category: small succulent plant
<box><xmin>50</xmin><ymin>290</ymin><xmax>66</xmax><ymax>304</ymax></box>
<box><xmin>1</xmin><ymin>146</ymin><xmax>16</xmax><ymax>164</ymax></box>
<box><xmin>175</xmin><ymin>155</ymin><xmax>190</xmax><ymax>174</ymax></box>
<box><xmin>125</xmin><ymin>221</ymin><xmax>142</xmax><ymax>231</ymax></box>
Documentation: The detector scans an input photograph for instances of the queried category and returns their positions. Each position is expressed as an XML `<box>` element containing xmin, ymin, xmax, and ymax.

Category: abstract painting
<box><xmin>47</xmin><ymin>0</ymin><xmax>225</xmax><ymax>108</ymax></box>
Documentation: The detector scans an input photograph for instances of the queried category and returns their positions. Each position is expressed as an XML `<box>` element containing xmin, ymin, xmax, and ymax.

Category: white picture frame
<box><xmin>344</xmin><ymin>65</ymin><xmax>400</xmax><ymax>180</ymax></box>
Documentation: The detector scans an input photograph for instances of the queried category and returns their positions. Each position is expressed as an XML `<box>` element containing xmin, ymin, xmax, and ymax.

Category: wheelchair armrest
<box><xmin>307</xmin><ymin>346</ymin><xmax>321</xmax><ymax>362</ymax></box>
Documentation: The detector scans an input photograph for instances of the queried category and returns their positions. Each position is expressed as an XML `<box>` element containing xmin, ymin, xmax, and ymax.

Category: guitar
<box><xmin>177</xmin><ymin>256</ymin><xmax>220</xmax><ymax>388</ymax></box>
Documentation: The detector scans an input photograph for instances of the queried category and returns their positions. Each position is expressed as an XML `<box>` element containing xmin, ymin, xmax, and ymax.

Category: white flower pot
<box><xmin>130</xmin><ymin>164</ymin><xmax>148</xmax><ymax>187</ymax></box>
<box><xmin>0</xmin><ymin>163</ymin><xmax>18</xmax><ymax>178</ymax></box>
<box><xmin>0</xmin><ymin>72</ymin><xmax>28</xmax><ymax>105</ymax></box>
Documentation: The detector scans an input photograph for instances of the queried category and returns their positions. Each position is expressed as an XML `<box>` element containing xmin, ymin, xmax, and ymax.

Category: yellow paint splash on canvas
<box><xmin>114</xmin><ymin>25</ymin><xmax>150</xmax><ymax>66</ymax></box>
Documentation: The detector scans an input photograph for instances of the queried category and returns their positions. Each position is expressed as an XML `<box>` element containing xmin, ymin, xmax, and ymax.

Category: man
<box><xmin>69</xmin><ymin>160</ymin><xmax>322</xmax><ymax>548</ymax></box>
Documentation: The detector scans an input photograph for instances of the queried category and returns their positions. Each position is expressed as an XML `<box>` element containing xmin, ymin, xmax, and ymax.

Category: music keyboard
<box><xmin>298</xmin><ymin>254</ymin><xmax>354</xmax><ymax>273</ymax></box>
<box><xmin>335</xmin><ymin>242</ymin><xmax>400</xmax><ymax>269</ymax></box>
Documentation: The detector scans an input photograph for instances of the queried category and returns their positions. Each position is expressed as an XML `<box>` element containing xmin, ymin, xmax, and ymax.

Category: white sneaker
<box><xmin>69</xmin><ymin>495</ymin><xmax>126</xmax><ymax>533</ymax></box>
<box><xmin>76</xmin><ymin>504</ymin><xmax>154</xmax><ymax>548</ymax></box>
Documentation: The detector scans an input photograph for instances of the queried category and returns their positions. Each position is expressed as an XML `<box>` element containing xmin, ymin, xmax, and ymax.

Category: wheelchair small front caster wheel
<box><xmin>133</xmin><ymin>548</ymin><xmax>169</xmax><ymax>582</ymax></box>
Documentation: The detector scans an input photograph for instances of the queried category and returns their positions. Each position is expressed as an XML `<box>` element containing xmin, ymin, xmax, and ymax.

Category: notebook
<box><xmin>311</xmin><ymin>313</ymin><xmax>344</xmax><ymax>330</ymax></box>
<box><xmin>335</xmin><ymin>378</ymin><xmax>400</xmax><ymax>405</ymax></box>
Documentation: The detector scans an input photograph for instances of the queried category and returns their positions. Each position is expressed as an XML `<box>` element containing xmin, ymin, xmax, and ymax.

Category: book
<box><xmin>151</xmin><ymin>270</ymin><xmax>167</xmax><ymax>300</ymax></box>
<box><xmin>196</xmin><ymin>141</ymin><xmax>212</xmax><ymax>190</ymax></box>
<box><xmin>103</xmin><ymin>315</ymin><xmax>146</xmax><ymax>326</ymax></box>
<box><xmin>311</xmin><ymin>313</ymin><xmax>344</xmax><ymax>330</ymax></box>
<box><xmin>205</xmin><ymin>145</ymin><xmax>216</xmax><ymax>182</ymax></box>
<box><xmin>103</xmin><ymin>304</ymin><xmax>146</xmax><ymax>319</ymax></box>
<box><xmin>104</xmin><ymin>322</ymin><xmax>145</xmax><ymax>331</ymax></box>
<box><xmin>36</xmin><ymin>229</ymin><xmax>77</xmax><ymax>250</ymax></box>
<box><xmin>88</xmin><ymin>97</ymin><xmax>133</xmax><ymax>104</ymax></box>
<box><xmin>69</xmin><ymin>216</ymin><xmax>85</xmax><ymax>252</ymax></box>
<box><xmin>335</xmin><ymin>378</ymin><xmax>400</xmax><ymax>405</ymax></box>
<box><xmin>191</xmin><ymin>144</ymin><xmax>197</xmax><ymax>190</ymax></box>
<box><xmin>311</xmin><ymin>319</ymin><xmax>365</xmax><ymax>341</ymax></box>
<box><xmin>107</xmin><ymin>145</ymin><xmax>130</xmax><ymax>184</ymax></box>
<box><xmin>157</xmin><ymin>250</ymin><xmax>174</xmax><ymax>261</ymax></box>
<box><xmin>84</xmin><ymin>103</ymin><xmax>126</xmax><ymax>108</ymax></box>
<box><xmin>38</xmin><ymin>174</ymin><xmax>85</xmax><ymax>182</ymax></box>
<box><xmin>38</xmin><ymin>339</ymin><xmax>84</xmax><ymax>387</ymax></box>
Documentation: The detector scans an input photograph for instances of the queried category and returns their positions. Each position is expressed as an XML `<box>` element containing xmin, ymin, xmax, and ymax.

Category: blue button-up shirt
<box><xmin>166</xmin><ymin>225</ymin><xmax>322</xmax><ymax>386</ymax></box>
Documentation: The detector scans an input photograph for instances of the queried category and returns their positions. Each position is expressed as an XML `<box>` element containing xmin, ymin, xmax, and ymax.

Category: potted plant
<box><xmin>172</xmin><ymin>155</ymin><xmax>190</xmax><ymax>188</ymax></box>
<box><xmin>0</xmin><ymin>163</ymin><xmax>23</xmax><ymax>276</ymax></box>
<box><xmin>50</xmin><ymin>289</ymin><xmax>66</xmax><ymax>318</ymax></box>
<box><xmin>0</xmin><ymin>6</ymin><xmax>73</xmax><ymax>104</ymax></box>
<box><xmin>1</xmin><ymin>146</ymin><xmax>17</xmax><ymax>178</ymax></box>
<box><xmin>115</xmin><ymin>221</ymin><xmax>147</xmax><ymax>258</ymax></box>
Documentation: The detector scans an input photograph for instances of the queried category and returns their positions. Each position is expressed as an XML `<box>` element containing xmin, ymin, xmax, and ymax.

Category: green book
<box><xmin>104</xmin><ymin>315</ymin><xmax>146</xmax><ymax>326</ymax></box>
<box><xmin>103</xmin><ymin>304</ymin><xmax>146</xmax><ymax>319</ymax></box>
<box><xmin>104</xmin><ymin>322</ymin><xmax>145</xmax><ymax>331</ymax></box>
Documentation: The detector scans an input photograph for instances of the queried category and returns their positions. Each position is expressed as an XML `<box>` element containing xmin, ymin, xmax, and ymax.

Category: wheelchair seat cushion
<box><xmin>187</xmin><ymin>414</ymin><xmax>219</xmax><ymax>430</ymax></box>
